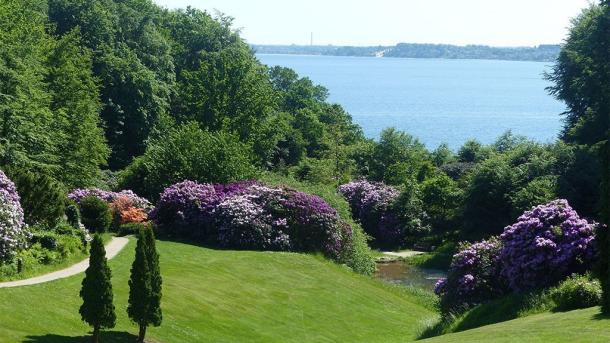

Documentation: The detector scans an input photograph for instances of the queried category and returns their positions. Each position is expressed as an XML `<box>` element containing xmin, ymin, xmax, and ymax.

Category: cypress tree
<box><xmin>79</xmin><ymin>234</ymin><xmax>116</xmax><ymax>343</ymax></box>
<box><xmin>128</xmin><ymin>227</ymin><xmax>162</xmax><ymax>342</ymax></box>
<box><xmin>144</xmin><ymin>227</ymin><xmax>163</xmax><ymax>329</ymax></box>
<box><xmin>127</xmin><ymin>230</ymin><xmax>151</xmax><ymax>342</ymax></box>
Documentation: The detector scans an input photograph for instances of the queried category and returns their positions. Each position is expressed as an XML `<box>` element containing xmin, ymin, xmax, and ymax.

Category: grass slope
<box><xmin>422</xmin><ymin>307</ymin><xmax>610</xmax><ymax>343</ymax></box>
<box><xmin>0</xmin><ymin>239</ymin><xmax>435</xmax><ymax>342</ymax></box>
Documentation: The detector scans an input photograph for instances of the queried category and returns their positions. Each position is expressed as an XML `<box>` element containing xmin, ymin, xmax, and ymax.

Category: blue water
<box><xmin>257</xmin><ymin>54</ymin><xmax>565</xmax><ymax>150</ymax></box>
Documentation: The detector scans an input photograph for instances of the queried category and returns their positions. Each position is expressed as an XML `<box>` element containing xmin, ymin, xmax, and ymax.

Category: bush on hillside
<box><xmin>65</xmin><ymin>203</ymin><xmax>81</xmax><ymax>229</ymax></box>
<box><xmin>435</xmin><ymin>199</ymin><xmax>599</xmax><ymax>315</ymax></box>
<box><xmin>8</xmin><ymin>169</ymin><xmax>66</xmax><ymax>227</ymax></box>
<box><xmin>119</xmin><ymin>123</ymin><xmax>257</xmax><ymax>201</ymax></box>
<box><xmin>434</xmin><ymin>237</ymin><xmax>506</xmax><ymax>314</ymax></box>
<box><xmin>79</xmin><ymin>196</ymin><xmax>112</xmax><ymax>233</ymax></box>
<box><xmin>338</xmin><ymin>179</ymin><xmax>401</xmax><ymax>245</ymax></box>
<box><xmin>152</xmin><ymin>180</ymin><xmax>373</xmax><ymax>274</ymax></box>
<box><xmin>550</xmin><ymin>274</ymin><xmax>601</xmax><ymax>312</ymax></box>
<box><xmin>0</xmin><ymin>170</ymin><xmax>28</xmax><ymax>262</ymax></box>
<box><xmin>499</xmin><ymin>199</ymin><xmax>597</xmax><ymax>292</ymax></box>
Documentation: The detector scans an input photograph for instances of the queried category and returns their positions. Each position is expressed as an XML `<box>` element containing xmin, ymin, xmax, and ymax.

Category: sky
<box><xmin>153</xmin><ymin>0</ymin><xmax>592</xmax><ymax>47</ymax></box>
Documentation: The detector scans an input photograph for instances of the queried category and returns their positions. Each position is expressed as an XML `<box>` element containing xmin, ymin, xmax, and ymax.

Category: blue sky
<box><xmin>153</xmin><ymin>0</ymin><xmax>591</xmax><ymax>46</ymax></box>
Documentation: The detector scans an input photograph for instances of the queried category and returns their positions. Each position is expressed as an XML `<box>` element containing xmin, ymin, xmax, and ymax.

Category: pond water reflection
<box><xmin>375</xmin><ymin>261</ymin><xmax>446</xmax><ymax>291</ymax></box>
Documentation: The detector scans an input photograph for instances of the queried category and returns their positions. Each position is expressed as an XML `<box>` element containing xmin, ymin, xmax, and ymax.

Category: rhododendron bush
<box><xmin>338</xmin><ymin>180</ymin><xmax>401</xmax><ymax>245</ymax></box>
<box><xmin>68</xmin><ymin>188</ymin><xmax>152</xmax><ymax>211</ymax></box>
<box><xmin>151</xmin><ymin>180</ymin><xmax>358</xmax><ymax>263</ymax></box>
<box><xmin>435</xmin><ymin>199</ymin><xmax>599</xmax><ymax>314</ymax></box>
<box><xmin>0</xmin><ymin>170</ymin><xmax>28</xmax><ymax>262</ymax></box>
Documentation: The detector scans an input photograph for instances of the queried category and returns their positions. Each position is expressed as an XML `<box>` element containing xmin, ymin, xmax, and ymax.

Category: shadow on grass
<box><xmin>22</xmin><ymin>331</ymin><xmax>137</xmax><ymax>343</ymax></box>
<box><xmin>592</xmin><ymin>311</ymin><xmax>610</xmax><ymax>320</ymax></box>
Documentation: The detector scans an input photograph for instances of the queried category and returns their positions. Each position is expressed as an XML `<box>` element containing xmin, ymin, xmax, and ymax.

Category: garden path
<box><xmin>0</xmin><ymin>236</ymin><xmax>129</xmax><ymax>288</ymax></box>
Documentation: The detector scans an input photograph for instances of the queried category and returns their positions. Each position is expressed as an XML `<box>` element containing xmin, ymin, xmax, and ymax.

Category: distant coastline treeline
<box><xmin>252</xmin><ymin>43</ymin><xmax>560</xmax><ymax>62</ymax></box>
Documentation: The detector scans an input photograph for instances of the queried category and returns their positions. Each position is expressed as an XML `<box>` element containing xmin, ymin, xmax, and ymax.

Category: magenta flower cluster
<box><xmin>338</xmin><ymin>179</ymin><xmax>401</xmax><ymax>245</ymax></box>
<box><xmin>68</xmin><ymin>188</ymin><xmax>152</xmax><ymax>211</ymax></box>
<box><xmin>152</xmin><ymin>180</ymin><xmax>353</xmax><ymax>259</ymax></box>
<box><xmin>0</xmin><ymin>170</ymin><xmax>28</xmax><ymax>262</ymax></box>
<box><xmin>435</xmin><ymin>199</ymin><xmax>599</xmax><ymax>313</ymax></box>
<box><xmin>499</xmin><ymin>199</ymin><xmax>597</xmax><ymax>291</ymax></box>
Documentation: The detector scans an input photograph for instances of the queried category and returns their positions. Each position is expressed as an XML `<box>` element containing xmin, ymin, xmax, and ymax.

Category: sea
<box><xmin>257</xmin><ymin>54</ymin><xmax>565</xmax><ymax>150</ymax></box>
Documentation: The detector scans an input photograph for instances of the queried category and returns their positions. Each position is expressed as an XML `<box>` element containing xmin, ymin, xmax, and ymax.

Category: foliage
<box><xmin>550</xmin><ymin>274</ymin><xmax>602</xmax><ymax>312</ymax></box>
<box><xmin>434</xmin><ymin>237</ymin><xmax>505</xmax><ymax>314</ymax></box>
<box><xmin>79</xmin><ymin>234</ymin><xmax>116</xmax><ymax>342</ymax></box>
<box><xmin>0</xmin><ymin>170</ymin><xmax>28</xmax><ymax>262</ymax></box>
<box><xmin>128</xmin><ymin>228</ymin><xmax>161</xmax><ymax>341</ymax></box>
<box><xmin>65</xmin><ymin>203</ymin><xmax>81</xmax><ymax>229</ymax></box>
<box><xmin>420</xmin><ymin>173</ymin><xmax>462</xmax><ymax>234</ymax></box>
<box><xmin>152</xmin><ymin>180</ymin><xmax>372</xmax><ymax>274</ymax></box>
<box><xmin>79</xmin><ymin>196</ymin><xmax>112</xmax><ymax>233</ymax></box>
<box><xmin>499</xmin><ymin>199</ymin><xmax>597</xmax><ymax>292</ymax></box>
<box><xmin>338</xmin><ymin>179</ymin><xmax>402</xmax><ymax>246</ymax></box>
<box><xmin>119</xmin><ymin>123</ymin><xmax>257</xmax><ymax>200</ymax></box>
<box><xmin>7</xmin><ymin>169</ymin><xmax>66</xmax><ymax>227</ymax></box>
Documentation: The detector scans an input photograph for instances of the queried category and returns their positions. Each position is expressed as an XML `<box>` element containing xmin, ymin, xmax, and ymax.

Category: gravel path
<box><xmin>0</xmin><ymin>236</ymin><xmax>129</xmax><ymax>288</ymax></box>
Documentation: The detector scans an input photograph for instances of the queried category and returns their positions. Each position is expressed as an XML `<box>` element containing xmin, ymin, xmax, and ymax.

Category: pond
<box><xmin>375</xmin><ymin>260</ymin><xmax>446</xmax><ymax>291</ymax></box>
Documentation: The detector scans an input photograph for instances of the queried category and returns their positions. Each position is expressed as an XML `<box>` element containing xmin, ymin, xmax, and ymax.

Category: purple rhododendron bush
<box><xmin>338</xmin><ymin>179</ymin><xmax>430</xmax><ymax>247</ymax></box>
<box><xmin>151</xmin><ymin>180</ymin><xmax>375</xmax><ymax>274</ymax></box>
<box><xmin>338</xmin><ymin>180</ymin><xmax>402</xmax><ymax>245</ymax></box>
<box><xmin>435</xmin><ymin>199</ymin><xmax>599</xmax><ymax>314</ymax></box>
<box><xmin>0</xmin><ymin>170</ymin><xmax>28</xmax><ymax>262</ymax></box>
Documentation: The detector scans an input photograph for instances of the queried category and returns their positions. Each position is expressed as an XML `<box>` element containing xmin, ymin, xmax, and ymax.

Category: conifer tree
<box><xmin>128</xmin><ymin>230</ymin><xmax>151</xmax><ymax>342</ymax></box>
<box><xmin>128</xmin><ymin>227</ymin><xmax>162</xmax><ymax>342</ymax></box>
<box><xmin>80</xmin><ymin>234</ymin><xmax>116</xmax><ymax>343</ymax></box>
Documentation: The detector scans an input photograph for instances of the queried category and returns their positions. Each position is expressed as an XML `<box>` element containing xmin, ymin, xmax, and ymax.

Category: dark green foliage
<box><xmin>79</xmin><ymin>196</ymin><xmax>112</xmax><ymax>233</ymax></box>
<box><xmin>120</xmin><ymin>123</ymin><xmax>256</xmax><ymax>200</ymax></box>
<box><xmin>547</xmin><ymin>2</ymin><xmax>609</xmax><ymax>312</ymax></box>
<box><xmin>117</xmin><ymin>222</ymin><xmax>147</xmax><ymax>237</ymax></box>
<box><xmin>457</xmin><ymin>139</ymin><xmax>490</xmax><ymax>163</ymax></box>
<box><xmin>7</xmin><ymin>169</ymin><xmax>66</xmax><ymax>227</ymax></box>
<box><xmin>420</xmin><ymin>173</ymin><xmax>462</xmax><ymax>234</ymax></box>
<box><xmin>79</xmin><ymin>234</ymin><xmax>116</xmax><ymax>342</ymax></box>
<box><xmin>550</xmin><ymin>274</ymin><xmax>602</xmax><ymax>312</ymax></box>
<box><xmin>128</xmin><ymin>228</ymin><xmax>162</xmax><ymax>342</ymax></box>
<box><xmin>366</xmin><ymin>128</ymin><xmax>429</xmax><ymax>185</ymax></box>
<box><xmin>510</xmin><ymin>176</ymin><xmax>557</xmax><ymax>217</ymax></box>
<box><xmin>65</xmin><ymin>203</ymin><xmax>81</xmax><ymax>229</ymax></box>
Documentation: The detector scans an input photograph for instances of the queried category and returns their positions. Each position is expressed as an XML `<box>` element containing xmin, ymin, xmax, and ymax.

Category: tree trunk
<box><xmin>138</xmin><ymin>324</ymin><xmax>147</xmax><ymax>342</ymax></box>
<box><xmin>92</xmin><ymin>325</ymin><xmax>100</xmax><ymax>343</ymax></box>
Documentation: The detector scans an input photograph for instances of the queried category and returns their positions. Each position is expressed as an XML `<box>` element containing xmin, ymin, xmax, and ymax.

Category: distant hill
<box><xmin>252</xmin><ymin>43</ymin><xmax>560</xmax><ymax>62</ymax></box>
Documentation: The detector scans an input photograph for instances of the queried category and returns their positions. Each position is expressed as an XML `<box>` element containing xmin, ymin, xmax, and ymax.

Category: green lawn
<box><xmin>422</xmin><ymin>307</ymin><xmax>610</xmax><ymax>343</ymax></box>
<box><xmin>0</xmin><ymin>239</ymin><xmax>436</xmax><ymax>342</ymax></box>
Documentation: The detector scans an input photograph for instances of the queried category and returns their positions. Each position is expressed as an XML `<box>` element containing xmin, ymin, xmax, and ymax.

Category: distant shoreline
<box><xmin>252</xmin><ymin>43</ymin><xmax>560</xmax><ymax>62</ymax></box>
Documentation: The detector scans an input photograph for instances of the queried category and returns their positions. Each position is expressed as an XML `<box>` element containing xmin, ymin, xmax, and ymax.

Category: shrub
<box><xmin>435</xmin><ymin>237</ymin><xmax>506</xmax><ymax>314</ymax></box>
<box><xmin>550</xmin><ymin>274</ymin><xmax>601</xmax><ymax>312</ymax></box>
<box><xmin>68</xmin><ymin>188</ymin><xmax>152</xmax><ymax>211</ymax></box>
<box><xmin>118</xmin><ymin>222</ymin><xmax>149</xmax><ymax>237</ymax></box>
<box><xmin>65</xmin><ymin>203</ymin><xmax>81</xmax><ymax>229</ymax></box>
<box><xmin>119</xmin><ymin>123</ymin><xmax>257</xmax><ymax>200</ymax></box>
<box><xmin>152</xmin><ymin>180</ymin><xmax>366</xmax><ymax>272</ymax></box>
<box><xmin>79</xmin><ymin>196</ymin><xmax>112</xmax><ymax>233</ymax></box>
<box><xmin>7</xmin><ymin>169</ymin><xmax>66</xmax><ymax>227</ymax></box>
<box><xmin>499</xmin><ymin>199</ymin><xmax>597</xmax><ymax>292</ymax></box>
<box><xmin>338</xmin><ymin>179</ymin><xmax>402</xmax><ymax>245</ymax></box>
<box><xmin>110</xmin><ymin>196</ymin><xmax>148</xmax><ymax>227</ymax></box>
<box><xmin>0</xmin><ymin>170</ymin><xmax>28</xmax><ymax>262</ymax></box>
<box><xmin>150</xmin><ymin>181</ymin><xmax>220</xmax><ymax>239</ymax></box>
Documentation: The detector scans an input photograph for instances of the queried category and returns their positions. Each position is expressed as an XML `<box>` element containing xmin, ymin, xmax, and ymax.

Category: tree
<box><xmin>546</xmin><ymin>1</ymin><xmax>610</xmax><ymax>312</ymax></box>
<box><xmin>128</xmin><ymin>227</ymin><xmax>162</xmax><ymax>342</ymax></box>
<box><xmin>80</xmin><ymin>234</ymin><xmax>116</xmax><ymax>343</ymax></box>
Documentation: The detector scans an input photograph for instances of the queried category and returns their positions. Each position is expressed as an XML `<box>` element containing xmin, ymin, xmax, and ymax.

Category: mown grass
<box><xmin>0</xmin><ymin>239</ymin><xmax>437</xmax><ymax>342</ymax></box>
<box><xmin>421</xmin><ymin>307</ymin><xmax>610</xmax><ymax>343</ymax></box>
